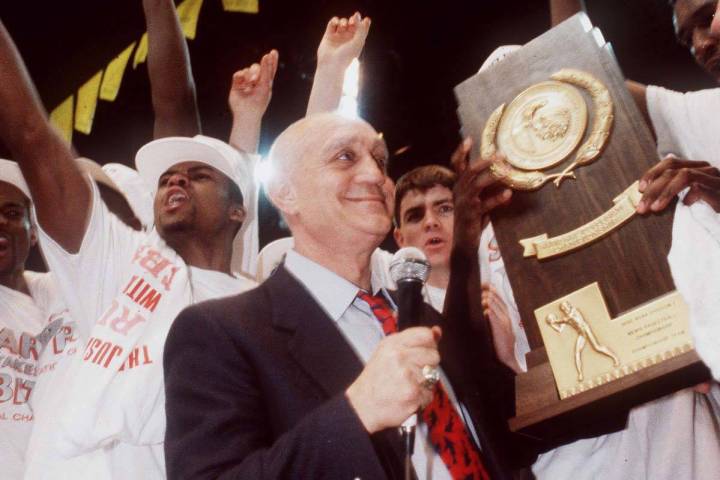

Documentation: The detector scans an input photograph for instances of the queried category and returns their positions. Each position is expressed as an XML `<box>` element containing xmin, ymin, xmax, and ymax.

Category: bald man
<box><xmin>163</xmin><ymin>113</ymin><xmax>533</xmax><ymax>479</ymax></box>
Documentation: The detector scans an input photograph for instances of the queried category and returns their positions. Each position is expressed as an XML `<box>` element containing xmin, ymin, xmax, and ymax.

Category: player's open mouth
<box><xmin>425</xmin><ymin>237</ymin><xmax>444</xmax><ymax>247</ymax></box>
<box><xmin>0</xmin><ymin>235</ymin><xmax>10</xmax><ymax>254</ymax></box>
<box><xmin>165</xmin><ymin>187</ymin><xmax>189</xmax><ymax>211</ymax></box>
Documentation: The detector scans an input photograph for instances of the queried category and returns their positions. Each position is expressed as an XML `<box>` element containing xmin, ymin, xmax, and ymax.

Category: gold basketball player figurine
<box><xmin>546</xmin><ymin>300</ymin><xmax>620</xmax><ymax>382</ymax></box>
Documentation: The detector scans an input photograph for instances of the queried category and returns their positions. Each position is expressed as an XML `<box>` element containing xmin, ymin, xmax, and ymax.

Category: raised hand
<box><xmin>346</xmin><ymin>327</ymin><xmax>441</xmax><ymax>433</ymax></box>
<box><xmin>317</xmin><ymin>12</ymin><xmax>371</xmax><ymax>69</ymax></box>
<box><xmin>228</xmin><ymin>49</ymin><xmax>278</xmax><ymax>153</ymax></box>
<box><xmin>481</xmin><ymin>284</ymin><xmax>522</xmax><ymax>373</ymax></box>
<box><xmin>637</xmin><ymin>154</ymin><xmax>720</xmax><ymax>214</ymax></box>
<box><xmin>306</xmin><ymin>13</ymin><xmax>371</xmax><ymax>115</ymax></box>
<box><xmin>228</xmin><ymin>49</ymin><xmax>279</xmax><ymax>120</ymax></box>
<box><xmin>450</xmin><ymin>137</ymin><xmax>513</xmax><ymax>248</ymax></box>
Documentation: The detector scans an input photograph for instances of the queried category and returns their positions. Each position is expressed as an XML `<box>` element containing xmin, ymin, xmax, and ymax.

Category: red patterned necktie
<box><xmin>357</xmin><ymin>291</ymin><xmax>490</xmax><ymax>480</ymax></box>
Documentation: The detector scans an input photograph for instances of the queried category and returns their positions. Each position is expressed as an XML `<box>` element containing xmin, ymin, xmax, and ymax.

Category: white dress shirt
<box><xmin>284</xmin><ymin>249</ymin><xmax>478</xmax><ymax>480</ymax></box>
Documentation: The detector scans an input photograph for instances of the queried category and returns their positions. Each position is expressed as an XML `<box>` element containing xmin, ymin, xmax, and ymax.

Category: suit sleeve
<box><xmin>163</xmin><ymin>302</ymin><xmax>383</xmax><ymax>480</ymax></box>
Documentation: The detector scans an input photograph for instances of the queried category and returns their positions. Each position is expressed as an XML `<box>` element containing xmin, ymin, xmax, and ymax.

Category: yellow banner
<box><xmin>50</xmin><ymin>95</ymin><xmax>74</xmax><ymax>143</ymax></box>
<box><xmin>75</xmin><ymin>70</ymin><xmax>104</xmax><ymax>135</ymax></box>
<box><xmin>177</xmin><ymin>0</ymin><xmax>205</xmax><ymax>39</ymax></box>
<box><xmin>222</xmin><ymin>0</ymin><xmax>259</xmax><ymax>14</ymax></box>
<box><xmin>100</xmin><ymin>42</ymin><xmax>136</xmax><ymax>102</ymax></box>
<box><xmin>133</xmin><ymin>33</ymin><xmax>149</xmax><ymax>69</ymax></box>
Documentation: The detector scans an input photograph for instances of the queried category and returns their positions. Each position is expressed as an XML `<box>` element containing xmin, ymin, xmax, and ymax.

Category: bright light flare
<box><xmin>338</xmin><ymin>58</ymin><xmax>360</xmax><ymax>118</ymax></box>
<box><xmin>254</xmin><ymin>158</ymin><xmax>275</xmax><ymax>187</ymax></box>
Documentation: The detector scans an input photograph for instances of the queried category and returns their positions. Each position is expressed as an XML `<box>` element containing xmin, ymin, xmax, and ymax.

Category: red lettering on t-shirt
<box><xmin>129</xmin><ymin>246</ymin><xmax>180</xmax><ymax>291</ymax></box>
<box><xmin>109</xmin><ymin>306</ymin><xmax>146</xmax><ymax>336</ymax></box>
<box><xmin>118</xmin><ymin>345</ymin><xmax>153</xmax><ymax>371</ymax></box>
<box><xmin>98</xmin><ymin>300</ymin><xmax>120</xmax><ymax>327</ymax></box>
<box><xmin>19</xmin><ymin>333</ymin><xmax>39</xmax><ymax>361</ymax></box>
<box><xmin>0</xmin><ymin>329</ymin><xmax>18</xmax><ymax>355</ymax></box>
<box><xmin>83</xmin><ymin>337</ymin><xmax>124</xmax><ymax>369</ymax></box>
<box><xmin>13</xmin><ymin>378</ymin><xmax>34</xmax><ymax>405</ymax></box>
<box><xmin>160</xmin><ymin>266</ymin><xmax>179</xmax><ymax>292</ymax></box>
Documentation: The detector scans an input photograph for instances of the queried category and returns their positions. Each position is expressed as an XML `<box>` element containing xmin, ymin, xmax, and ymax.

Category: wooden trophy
<box><xmin>454</xmin><ymin>14</ymin><xmax>709</xmax><ymax>440</ymax></box>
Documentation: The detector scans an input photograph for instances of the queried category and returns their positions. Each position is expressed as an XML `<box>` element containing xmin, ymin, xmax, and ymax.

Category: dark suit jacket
<box><xmin>163</xmin><ymin>266</ymin><xmax>528</xmax><ymax>480</ymax></box>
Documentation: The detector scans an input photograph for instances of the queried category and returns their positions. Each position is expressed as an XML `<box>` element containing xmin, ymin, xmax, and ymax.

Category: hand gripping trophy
<box><xmin>546</xmin><ymin>301</ymin><xmax>620</xmax><ymax>382</ymax></box>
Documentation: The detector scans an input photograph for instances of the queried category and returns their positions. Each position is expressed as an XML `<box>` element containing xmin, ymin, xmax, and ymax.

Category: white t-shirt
<box><xmin>646</xmin><ymin>86</ymin><xmax>720</xmax><ymax>166</ymax></box>
<box><xmin>647</xmin><ymin>85</ymin><xmax>720</xmax><ymax>382</ymax></box>
<box><xmin>531</xmin><ymin>86</ymin><xmax>720</xmax><ymax>479</ymax></box>
<box><xmin>0</xmin><ymin>272</ymin><xmax>52</xmax><ymax>479</ymax></box>
<box><xmin>25</xmin><ymin>182</ymin><xmax>256</xmax><ymax>479</ymax></box>
<box><xmin>478</xmin><ymin>224</ymin><xmax>530</xmax><ymax>371</ymax></box>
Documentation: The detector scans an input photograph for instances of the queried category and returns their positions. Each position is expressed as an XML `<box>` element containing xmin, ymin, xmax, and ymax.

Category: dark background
<box><xmin>0</xmin><ymin>0</ymin><xmax>716</xmax><ymax>250</ymax></box>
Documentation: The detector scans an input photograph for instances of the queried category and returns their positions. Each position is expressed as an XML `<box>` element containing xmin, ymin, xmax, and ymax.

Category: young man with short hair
<box><xmin>392</xmin><ymin>163</ymin><xmax>524</xmax><ymax>373</ymax></box>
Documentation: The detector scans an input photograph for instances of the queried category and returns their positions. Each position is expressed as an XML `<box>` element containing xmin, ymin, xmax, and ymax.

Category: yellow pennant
<box><xmin>50</xmin><ymin>95</ymin><xmax>74</xmax><ymax>144</ymax></box>
<box><xmin>222</xmin><ymin>0</ymin><xmax>259</xmax><ymax>14</ymax></box>
<box><xmin>75</xmin><ymin>70</ymin><xmax>104</xmax><ymax>135</ymax></box>
<box><xmin>177</xmin><ymin>0</ymin><xmax>205</xmax><ymax>39</ymax></box>
<box><xmin>133</xmin><ymin>33</ymin><xmax>149</xmax><ymax>69</ymax></box>
<box><xmin>100</xmin><ymin>42</ymin><xmax>136</xmax><ymax>102</ymax></box>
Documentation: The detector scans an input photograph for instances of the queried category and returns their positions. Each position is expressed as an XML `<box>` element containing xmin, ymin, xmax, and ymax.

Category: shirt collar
<box><xmin>284</xmin><ymin>249</ymin><xmax>389</xmax><ymax>322</ymax></box>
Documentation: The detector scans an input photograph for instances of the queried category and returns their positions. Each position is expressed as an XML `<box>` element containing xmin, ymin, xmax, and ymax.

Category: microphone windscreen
<box><xmin>389</xmin><ymin>247</ymin><xmax>430</xmax><ymax>284</ymax></box>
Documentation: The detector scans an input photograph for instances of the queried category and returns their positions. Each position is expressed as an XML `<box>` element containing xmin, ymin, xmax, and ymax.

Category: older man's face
<box><xmin>674</xmin><ymin>0</ymin><xmax>720</xmax><ymax>81</ymax></box>
<box><xmin>291</xmin><ymin>118</ymin><xmax>393</xmax><ymax>245</ymax></box>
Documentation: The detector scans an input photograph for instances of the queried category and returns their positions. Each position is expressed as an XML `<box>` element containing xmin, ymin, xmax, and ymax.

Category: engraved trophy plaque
<box><xmin>454</xmin><ymin>14</ymin><xmax>709</xmax><ymax>439</ymax></box>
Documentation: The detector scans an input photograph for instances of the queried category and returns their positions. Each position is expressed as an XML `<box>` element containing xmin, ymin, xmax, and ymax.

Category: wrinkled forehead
<box><xmin>302</xmin><ymin>116</ymin><xmax>387</xmax><ymax>161</ymax></box>
<box><xmin>0</xmin><ymin>180</ymin><xmax>31</xmax><ymax>208</ymax></box>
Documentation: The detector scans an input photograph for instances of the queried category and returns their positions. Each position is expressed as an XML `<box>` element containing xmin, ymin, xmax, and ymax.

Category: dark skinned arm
<box><xmin>443</xmin><ymin>138</ymin><xmax>512</xmax><ymax>361</ymax></box>
<box><xmin>143</xmin><ymin>0</ymin><xmax>200</xmax><ymax>138</ymax></box>
<box><xmin>0</xmin><ymin>20</ymin><xmax>90</xmax><ymax>253</ymax></box>
<box><xmin>637</xmin><ymin>154</ymin><xmax>720</xmax><ymax>214</ymax></box>
<box><xmin>442</xmin><ymin>139</ymin><xmax>543</xmax><ymax>472</ymax></box>
<box><xmin>549</xmin><ymin>0</ymin><xmax>586</xmax><ymax>27</ymax></box>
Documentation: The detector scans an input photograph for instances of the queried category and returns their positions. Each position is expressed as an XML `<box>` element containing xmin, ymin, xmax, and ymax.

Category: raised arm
<box><xmin>442</xmin><ymin>141</ymin><xmax>543</xmax><ymax>471</ymax></box>
<box><xmin>549</xmin><ymin>0</ymin><xmax>585</xmax><ymax>27</ymax></box>
<box><xmin>143</xmin><ymin>0</ymin><xmax>201</xmax><ymax>138</ymax></box>
<box><xmin>227</xmin><ymin>50</ymin><xmax>278</xmax><ymax>153</ymax></box>
<box><xmin>444</xmin><ymin>139</ymin><xmax>512</xmax><ymax>361</ymax></box>
<box><xmin>0</xmin><ymin>20</ymin><xmax>90</xmax><ymax>252</ymax></box>
<box><xmin>306</xmin><ymin>12</ymin><xmax>371</xmax><ymax>116</ymax></box>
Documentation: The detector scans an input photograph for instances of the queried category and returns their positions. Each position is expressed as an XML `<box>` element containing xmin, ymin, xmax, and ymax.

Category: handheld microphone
<box><xmin>388</xmin><ymin>247</ymin><xmax>430</xmax><ymax>478</ymax></box>
<box><xmin>389</xmin><ymin>247</ymin><xmax>431</xmax><ymax>332</ymax></box>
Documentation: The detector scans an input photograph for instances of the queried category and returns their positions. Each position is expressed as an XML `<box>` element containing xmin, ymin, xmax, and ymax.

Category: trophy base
<box><xmin>509</xmin><ymin>347</ymin><xmax>709</xmax><ymax>440</ymax></box>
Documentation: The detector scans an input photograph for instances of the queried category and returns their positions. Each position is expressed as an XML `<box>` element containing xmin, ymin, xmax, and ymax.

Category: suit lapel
<box><xmin>267</xmin><ymin>266</ymin><xmax>365</xmax><ymax>398</ymax></box>
<box><xmin>267</xmin><ymin>267</ymin><xmax>412</xmax><ymax>479</ymax></box>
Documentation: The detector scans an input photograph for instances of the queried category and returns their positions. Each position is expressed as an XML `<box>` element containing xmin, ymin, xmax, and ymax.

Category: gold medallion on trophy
<box><xmin>481</xmin><ymin>69</ymin><xmax>614</xmax><ymax>191</ymax></box>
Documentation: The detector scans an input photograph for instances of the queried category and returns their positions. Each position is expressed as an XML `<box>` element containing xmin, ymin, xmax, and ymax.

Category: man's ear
<box><xmin>229</xmin><ymin>205</ymin><xmax>246</xmax><ymax>225</ymax></box>
<box><xmin>29</xmin><ymin>225</ymin><xmax>38</xmax><ymax>247</ymax></box>
<box><xmin>267</xmin><ymin>180</ymin><xmax>298</xmax><ymax>216</ymax></box>
<box><xmin>393</xmin><ymin>227</ymin><xmax>405</xmax><ymax>248</ymax></box>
